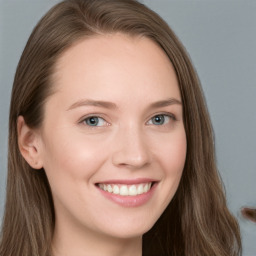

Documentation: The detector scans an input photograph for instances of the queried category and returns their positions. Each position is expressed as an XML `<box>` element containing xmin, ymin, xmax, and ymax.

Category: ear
<box><xmin>17</xmin><ymin>116</ymin><xmax>43</xmax><ymax>169</ymax></box>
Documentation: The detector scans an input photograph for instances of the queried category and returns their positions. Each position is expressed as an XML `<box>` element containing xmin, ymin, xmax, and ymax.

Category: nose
<box><xmin>111</xmin><ymin>126</ymin><xmax>151</xmax><ymax>169</ymax></box>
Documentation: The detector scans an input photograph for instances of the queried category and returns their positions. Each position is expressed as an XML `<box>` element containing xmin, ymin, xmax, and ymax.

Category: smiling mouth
<box><xmin>96</xmin><ymin>182</ymin><xmax>154</xmax><ymax>196</ymax></box>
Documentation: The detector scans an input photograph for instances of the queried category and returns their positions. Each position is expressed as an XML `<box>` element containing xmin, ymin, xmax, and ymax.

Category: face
<box><xmin>37</xmin><ymin>34</ymin><xmax>187</xmax><ymax>240</ymax></box>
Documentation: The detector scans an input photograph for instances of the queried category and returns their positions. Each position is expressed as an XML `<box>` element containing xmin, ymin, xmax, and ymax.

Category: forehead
<box><xmin>51</xmin><ymin>33</ymin><xmax>181</xmax><ymax>104</ymax></box>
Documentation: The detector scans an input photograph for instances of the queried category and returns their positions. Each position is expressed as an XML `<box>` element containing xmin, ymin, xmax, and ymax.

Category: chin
<box><xmin>96</xmin><ymin>214</ymin><xmax>158</xmax><ymax>240</ymax></box>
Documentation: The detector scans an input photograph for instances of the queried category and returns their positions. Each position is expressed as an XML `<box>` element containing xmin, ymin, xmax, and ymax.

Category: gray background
<box><xmin>0</xmin><ymin>0</ymin><xmax>255</xmax><ymax>255</ymax></box>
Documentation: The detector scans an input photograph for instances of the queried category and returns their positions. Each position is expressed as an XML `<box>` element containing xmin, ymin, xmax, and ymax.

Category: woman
<box><xmin>0</xmin><ymin>0</ymin><xmax>241</xmax><ymax>255</ymax></box>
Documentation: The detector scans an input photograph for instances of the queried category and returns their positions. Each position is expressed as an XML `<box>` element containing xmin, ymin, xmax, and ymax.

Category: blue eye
<box><xmin>83</xmin><ymin>116</ymin><xmax>106</xmax><ymax>127</ymax></box>
<box><xmin>148</xmin><ymin>114</ymin><xmax>172</xmax><ymax>125</ymax></box>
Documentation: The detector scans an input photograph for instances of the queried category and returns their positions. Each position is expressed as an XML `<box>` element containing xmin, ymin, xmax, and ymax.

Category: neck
<box><xmin>51</xmin><ymin>220</ymin><xmax>142</xmax><ymax>256</ymax></box>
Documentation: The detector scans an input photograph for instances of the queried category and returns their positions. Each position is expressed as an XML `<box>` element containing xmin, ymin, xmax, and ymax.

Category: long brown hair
<box><xmin>0</xmin><ymin>0</ymin><xmax>241</xmax><ymax>255</ymax></box>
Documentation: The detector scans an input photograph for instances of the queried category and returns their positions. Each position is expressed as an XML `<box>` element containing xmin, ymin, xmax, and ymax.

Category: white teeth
<box><xmin>113</xmin><ymin>185</ymin><xmax>119</xmax><ymax>194</ymax></box>
<box><xmin>120</xmin><ymin>185</ymin><xmax>129</xmax><ymax>196</ymax></box>
<box><xmin>143</xmin><ymin>183</ymin><xmax>149</xmax><ymax>193</ymax></box>
<box><xmin>98</xmin><ymin>182</ymin><xmax>153</xmax><ymax>196</ymax></box>
<box><xmin>107</xmin><ymin>185</ymin><xmax>112</xmax><ymax>193</ymax></box>
<box><xmin>128</xmin><ymin>185</ymin><xmax>137</xmax><ymax>196</ymax></box>
<box><xmin>137</xmin><ymin>184</ymin><xmax>144</xmax><ymax>195</ymax></box>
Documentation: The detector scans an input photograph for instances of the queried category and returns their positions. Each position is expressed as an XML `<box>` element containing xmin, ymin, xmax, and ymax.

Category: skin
<box><xmin>18</xmin><ymin>33</ymin><xmax>187</xmax><ymax>256</ymax></box>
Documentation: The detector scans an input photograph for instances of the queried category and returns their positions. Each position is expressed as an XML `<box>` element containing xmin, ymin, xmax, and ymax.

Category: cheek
<box><xmin>155</xmin><ymin>131</ymin><xmax>187</xmax><ymax>194</ymax></box>
<box><xmin>154</xmin><ymin>131</ymin><xmax>187</xmax><ymax>175</ymax></box>
<box><xmin>41</xmin><ymin>131</ymin><xmax>108</xmax><ymax>187</ymax></box>
<box><xmin>167</xmin><ymin>137</ymin><xmax>187</xmax><ymax>171</ymax></box>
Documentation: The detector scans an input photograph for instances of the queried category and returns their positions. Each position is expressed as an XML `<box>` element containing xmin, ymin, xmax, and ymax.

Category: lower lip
<box><xmin>96</xmin><ymin>183</ymin><xmax>157</xmax><ymax>207</ymax></box>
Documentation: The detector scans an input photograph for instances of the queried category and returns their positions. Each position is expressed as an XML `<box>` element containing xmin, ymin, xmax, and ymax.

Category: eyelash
<box><xmin>80</xmin><ymin>115</ymin><xmax>109</xmax><ymax>128</ymax></box>
<box><xmin>146</xmin><ymin>113</ymin><xmax>176</xmax><ymax>126</ymax></box>
<box><xmin>80</xmin><ymin>113</ymin><xmax>176</xmax><ymax>128</ymax></box>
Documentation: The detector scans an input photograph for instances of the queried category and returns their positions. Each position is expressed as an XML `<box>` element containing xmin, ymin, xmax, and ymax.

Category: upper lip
<box><xmin>95</xmin><ymin>178</ymin><xmax>159</xmax><ymax>185</ymax></box>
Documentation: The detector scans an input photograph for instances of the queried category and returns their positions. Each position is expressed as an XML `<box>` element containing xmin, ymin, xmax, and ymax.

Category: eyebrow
<box><xmin>67</xmin><ymin>99</ymin><xmax>117</xmax><ymax>111</ymax></box>
<box><xmin>148</xmin><ymin>98</ymin><xmax>182</xmax><ymax>108</ymax></box>
<box><xmin>66</xmin><ymin>98</ymin><xmax>182</xmax><ymax>111</ymax></box>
